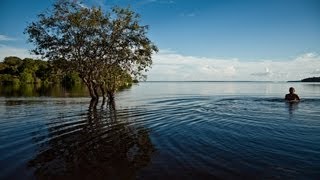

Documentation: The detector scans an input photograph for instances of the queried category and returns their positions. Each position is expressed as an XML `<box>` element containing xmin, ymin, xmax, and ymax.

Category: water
<box><xmin>0</xmin><ymin>82</ymin><xmax>320</xmax><ymax>179</ymax></box>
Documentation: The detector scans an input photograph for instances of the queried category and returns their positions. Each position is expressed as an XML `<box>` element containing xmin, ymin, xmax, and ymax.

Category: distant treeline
<box><xmin>301</xmin><ymin>77</ymin><xmax>320</xmax><ymax>82</ymax></box>
<box><xmin>0</xmin><ymin>56</ymin><xmax>136</xmax><ymax>89</ymax></box>
<box><xmin>0</xmin><ymin>56</ymin><xmax>82</xmax><ymax>86</ymax></box>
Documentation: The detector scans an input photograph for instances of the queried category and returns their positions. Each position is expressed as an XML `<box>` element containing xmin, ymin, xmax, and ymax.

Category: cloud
<box><xmin>0</xmin><ymin>44</ymin><xmax>37</xmax><ymax>61</ymax></box>
<box><xmin>146</xmin><ymin>50</ymin><xmax>320</xmax><ymax>81</ymax></box>
<box><xmin>0</xmin><ymin>35</ymin><xmax>17</xmax><ymax>41</ymax></box>
<box><xmin>311</xmin><ymin>69</ymin><xmax>320</xmax><ymax>75</ymax></box>
<box><xmin>251</xmin><ymin>67</ymin><xmax>271</xmax><ymax>77</ymax></box>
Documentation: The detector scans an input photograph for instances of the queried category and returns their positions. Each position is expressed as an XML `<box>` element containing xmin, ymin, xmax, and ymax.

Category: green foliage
<box><xmin>1</xmin><ymin>57</ymin><xmax>22</xmax><ymax>75</ymax></box>
<box><xmin>0</xmin><ymin>57</ymin><xmax>40</xmax><ymax>84</ymax></box>
<box><xmin>61</xmin><ymin>72</ymin><xmax>82</xmax><ymax>87</ymax></box>
<box><xmin>0</xmin><ymin>57</ymin><xmax>60</xmax><ymax>85</ymax></box>
<box><xmin>0</xmin><ymin>56</ymin><xmax>131</xmax><ymax>90</ymax></box>
<box><xmin>35</xmin><ymin>62</ymin><xmax>51</xmax><ymax>81</ymax></box>
<box><xmin>20</xmin><ymin>71</ymin><xmax>34</xmax><ymax>84</ymax></box>
<box><xmin>18</xmin><ymin>58</ymin><xmax>38</xmax><ymax>73</ymax></box>
<box><xmin>3</xmin><ymin>56</ymin><xmax>22</xmax><ymax>66</ymax></box>
<box><xmin>0</xmin><ymin>74</ymin><xmax>17</xmax><ymax>84</ymax></box>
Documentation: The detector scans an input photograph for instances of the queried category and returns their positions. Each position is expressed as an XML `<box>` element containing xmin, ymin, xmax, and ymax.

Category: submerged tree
<box><xmin>25</xmin><ymin>0</ymin><xmax>158</xmax><ymax>100</ymax></box>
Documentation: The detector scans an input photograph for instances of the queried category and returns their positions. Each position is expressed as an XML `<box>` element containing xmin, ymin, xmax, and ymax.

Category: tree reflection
<box><xmin>28</xmin><ymin>99</ymin><xmax>155</xmax><ymax>179</ymax></box>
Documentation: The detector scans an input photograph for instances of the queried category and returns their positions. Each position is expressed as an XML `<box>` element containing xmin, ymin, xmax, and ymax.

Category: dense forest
<box><xmin>0</xmin><ymin>56</ymin><xmax>134</xmax><ymax>90</ymax></box>
<box><xmin>0</xmin><ymin>56</ymin><xmax>79</xmax><ymax>85</ymax></box>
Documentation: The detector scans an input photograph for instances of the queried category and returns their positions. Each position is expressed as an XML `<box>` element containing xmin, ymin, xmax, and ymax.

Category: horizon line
<box><xmin>143</xmin><ymin>80</ymin><xmax>303</xmax><ymax>83</ymax></box>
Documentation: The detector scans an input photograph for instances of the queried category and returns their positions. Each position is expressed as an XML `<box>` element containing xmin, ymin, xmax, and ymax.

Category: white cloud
<box><xmin>251</xmin><ymin>67</ymin><xmax>271</xmax><ymax>77</ymax></box>
<box><xmin>0</xmin><ymin>44</ymin><xmax>37</xmax><ymax>61</ymax></box>
<box><xmin>0</xmin><ymin>35</ymin><xmax>16</xmax><ymax>41</ymax></box>
<box><xmin>147</xmin><ymin>50</ymin><xmax>320</xmax><ymax>81</ymax></box>
<box><xmin>1</xmin><ymin>43</ymin><xmax>318</xmax><ymax>81</ymax></box>
<box><xmin>311</xmin><ymin>69</ymin><xmax>320</xmax><ymax>75</ymax></box>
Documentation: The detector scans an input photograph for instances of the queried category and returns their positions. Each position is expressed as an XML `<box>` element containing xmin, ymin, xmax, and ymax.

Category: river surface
<box><xmin>0</xmin><ymin>82</ymin><xmax>320</xmax><ymax>179</ymax></box>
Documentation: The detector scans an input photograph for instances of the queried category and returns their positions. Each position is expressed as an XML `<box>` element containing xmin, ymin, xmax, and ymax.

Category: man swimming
<box><xmin>285</xmin><ymin>87</ymin><xmax>300</xmax><ymax>101</ymax></box>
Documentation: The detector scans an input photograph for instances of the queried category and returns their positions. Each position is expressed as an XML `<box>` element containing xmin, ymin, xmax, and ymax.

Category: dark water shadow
<box><xmin>28</xmin><ymin>99</ymin><xmax>155</xmax><ymax>179</ymax></box>
<box><xmin>284</xmin><ymin>98</ymin><xmax>320</xmax><ymax>116</ymax></box>
<box><xmin>286</xmin><ymin>101</ymin><xmax>299</xmax><ymax>115</ymax></box>
<box><xmin>0</xmin><ymin>84</ymin><xmax>88</xmax><ymax>97</ymax></box>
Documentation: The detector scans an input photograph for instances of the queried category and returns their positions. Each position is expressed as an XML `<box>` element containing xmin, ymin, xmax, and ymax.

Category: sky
<box><xmin>0</xmin><ymin>0</ymin><xmax>319</xmax><ymax>81</ymax></box>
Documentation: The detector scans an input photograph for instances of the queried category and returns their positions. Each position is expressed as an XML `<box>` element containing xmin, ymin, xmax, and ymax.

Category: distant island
<box><xmin>287</xmin><ymin>77</ymin><xmax>320</xmax><ymax>82</ymax></box>
<box><xmin>301</xmin><ymin>77</ymin><xmax>320</xmax><ymax>82</ymax></box>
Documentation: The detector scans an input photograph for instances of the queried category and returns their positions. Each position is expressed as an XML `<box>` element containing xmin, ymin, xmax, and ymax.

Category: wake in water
<box><xmin>142</xmin><ymin>95</ymin><xmax>320</xmax><ymax>179</ymax></box>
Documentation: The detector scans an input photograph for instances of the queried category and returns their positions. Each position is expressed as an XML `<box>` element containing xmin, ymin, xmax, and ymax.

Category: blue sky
<box><xmin>0</xmin><ymin>0</ymin><xmax>320</xmax><ymax>80</ymax></box>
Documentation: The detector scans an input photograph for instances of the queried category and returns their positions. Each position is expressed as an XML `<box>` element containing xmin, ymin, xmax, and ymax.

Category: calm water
<box><xmin>0</xmin><ymin>82</ymin><xmax>320</xmax><ymax>179</ymax></box>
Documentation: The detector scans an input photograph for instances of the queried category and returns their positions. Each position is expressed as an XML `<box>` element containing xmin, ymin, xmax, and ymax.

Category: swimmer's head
<box><xmin>289</xmin><ymin>87</ymin><xmax>295</xmax><ymax>94</ymax></box>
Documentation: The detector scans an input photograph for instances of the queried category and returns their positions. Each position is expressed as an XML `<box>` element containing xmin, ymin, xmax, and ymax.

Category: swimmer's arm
<box><xmin>284</xmin><ymin>94</ymin><xmax>289</xmax><ymax>100</ymax></box>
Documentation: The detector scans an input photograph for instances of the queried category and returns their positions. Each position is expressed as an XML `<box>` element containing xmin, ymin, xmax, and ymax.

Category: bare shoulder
<box><xmin>285</xmin><ymin>94</ymin><xmax>290</xmax><ymax>100</ymax></box>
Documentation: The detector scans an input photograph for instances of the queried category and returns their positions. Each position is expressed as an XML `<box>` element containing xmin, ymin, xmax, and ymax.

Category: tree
<box><xmin>2</xmin><ymin>56</ymin><xmax>22</xmax><ymax>75</ymax></box>
<box><xmin>3</xmin><ymin>56</ymin><xmax>22</xmax><ymax>67</ymax></box>
<box><xmin>25</xmin><ymin>0</ymin><xmax>158</xmax><ymax>100</ymax></box>
<box><xmin>103</xmin><ymin>64</ymin><xmax>133</xmax><ymax>102</ymax></box>
<box><xmin>20</xmin><ymin>71</ymin><xmax>34</xmax><ymax>84</ymax></box>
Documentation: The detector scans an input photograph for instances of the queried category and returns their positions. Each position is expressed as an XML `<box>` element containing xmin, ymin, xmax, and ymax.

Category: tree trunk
<box><xmin>82</xmin><ymin>78</ymin><xmax>97</xmax><ymax>99</ymax></box>
<box><xmin>91</xmin><ymin>80</ymin><xmax>99</xmax><ymax>100</ymax></box>
<box><xmin>90</xmin><ymin>84</ymin><xmax>98</xmax><ymax>99</ymax></box>
<box><xmin>107</xmin><ymin>90</ymin><xmax>115</xmax><ymax>103</ymax></box>
<box><xmin>89</xmin><ymin>98</ymin><xmax>98</xmax><ymax>110</ymax></box>
<box><xmin>100</xmin><ymin>84</ymin><xmax>105</xmax><ymax>98</ymax></box>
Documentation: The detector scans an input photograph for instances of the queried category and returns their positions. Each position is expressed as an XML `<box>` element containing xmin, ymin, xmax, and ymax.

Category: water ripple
<box><xmin>1</xmin><ymin>96</ymin><xmax>320</xmax><ymax>179</ymax></box>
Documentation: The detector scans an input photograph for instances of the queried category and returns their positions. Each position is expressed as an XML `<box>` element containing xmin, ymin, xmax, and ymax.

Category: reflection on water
<box><xmin>1</xmin><ymin>82</ymin><xmax>320</xmax><ymax>179</ymax></box>
<box><xmin>27</xmin><ymin>100</ymin><xmax>155</xmax><ymax>179</ymax></box>
<box><xmin>0</xmin><ymin>84</ymin><xmax>88</xmax><ymax>97</ymax></box>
